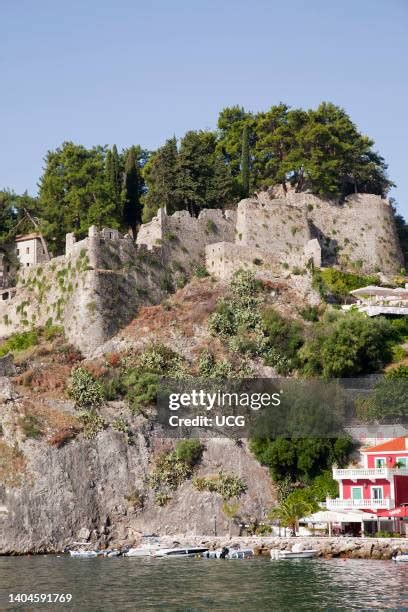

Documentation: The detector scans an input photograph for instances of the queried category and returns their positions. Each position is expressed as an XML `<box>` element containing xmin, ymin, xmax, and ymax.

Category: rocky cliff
<box><xmin>0</xmin><ymin>403</ymin><xmax>274</xmax><ymax>554</ymax></box>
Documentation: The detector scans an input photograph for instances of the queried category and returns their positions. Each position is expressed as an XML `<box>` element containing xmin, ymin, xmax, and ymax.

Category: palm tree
<box><xmin>268</xmin><ymin>498</ymin><xmax>314</xmax><ymax>537</ymax></box>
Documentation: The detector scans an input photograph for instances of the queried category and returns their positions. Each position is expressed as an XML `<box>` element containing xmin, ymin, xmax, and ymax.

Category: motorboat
<box><xmin>124</xmin><ymin>536</ymin><xmax>162</xmax><ymax>557</ymax></box>
<box><xmin>103</xmin><ymin>550</ymin><xmax>121</xmax><ymax>557</ymax></box>
<box><xmin>392</xmin><ymin>553</ymin><xmax>408</xmax><ymax>562</ymax></box>
<box><xmin>202</xmin><ymin>547</ymin><xmax>254</xmax><ymax>559</ymax></box>
<box><xmin>227</xmin><ymin>548</ymin><xmax>254</xmax><ymax>559</ymax></box>
<box><xmin>271</xmin><ymin>543</ymin><xmax>318</xmax><ymax>560</ymax></box>
<box><xmin>69</xmin><ymin>550</ymin><xmax>99</xmax><ymax>558</ymax></box>
<box><xmin>153</xmin><ymin>546</ymin><xmax>209</xmax><ymax>558</ymax></box>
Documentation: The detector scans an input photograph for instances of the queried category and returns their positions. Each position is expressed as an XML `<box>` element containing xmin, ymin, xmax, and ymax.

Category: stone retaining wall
<box><xmin>156</xmin><ymin>535</ymin><xmax>408</xmax><ymax>560</ymax></box>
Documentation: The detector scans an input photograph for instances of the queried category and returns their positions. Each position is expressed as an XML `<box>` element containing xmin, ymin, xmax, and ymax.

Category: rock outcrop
<box><xmin>0</xmin><ymin>415</ymin><xmax>275</xmax><ymax>554</ymax></box>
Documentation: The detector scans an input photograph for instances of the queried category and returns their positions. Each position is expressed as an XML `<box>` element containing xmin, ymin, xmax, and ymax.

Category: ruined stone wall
<box><xmin>0</xmin><ymin>192</ymin><xmax>403</xmax><ymax>353</ymax></box>
<box><xmin>205</xmin><ymin>242</ymin><xmax>282</xmax><ymax>280</ymax></box>
<box><xmin>270</xmin><ymin>192</ymin><xmax>403</xmax><ymax>273</ymax></box>
<box><xmin>234</xmin><ymin>198</ymin><xmax>312</xmax><ymax>267</ymax></box>
<box><xmin>137</xmin><ymin>207</ymin><xmax>236</xmax><ymax>276</ymax></box>
<box><xmin>207</xmin><ymin>192</ymin><xmax>403</xmax><ymax>280</ymax></box>
<box><xmin>0</xmin><ymin>228</ymin><xmax>168</xmax><ymax>356</ymax></box>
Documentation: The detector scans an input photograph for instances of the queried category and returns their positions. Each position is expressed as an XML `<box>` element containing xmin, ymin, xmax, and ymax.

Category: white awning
<box><xmin>350</xmin><ymin>285</ymin><xmax>408</xmax><ymax>298</ymax></box>
<box><xmin>301</xmin><ymin>509</ymin><xmax>377</xmax><ymax>524</ymax></box>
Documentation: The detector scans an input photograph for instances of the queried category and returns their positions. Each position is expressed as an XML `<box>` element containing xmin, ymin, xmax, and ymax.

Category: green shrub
<box><xmin>148</xmin><ymin>451</ymin><xmax>194</xmax><ymax>491</ymax></box>
<box><xmin>193</xmin><ymin>470</ymin><xmax>246</xmax><ymax>500</ymax></box>
<box><xmin>299</xmin><ymin>310</ymin><xmax>395</xmax><ymax>378</ymax></box>
<box><xmin>112</xmin><ymin>416</ymin><xmax>130</xmax><ymax>434</ymax></box>
<box><xmin>125</xmin><ymin>371</ymin><xmax>159</xmax><ymax>414</ymax></box>
<box><xmin>209</xmin><ymin>271</ymin><xmax>263</xmax><ymax>339</ymax></box>
<box><xmin>19</xmin><ymin>414</ymin><xmax>43</xmax><ymax>439</ymax></box>
<box><xmin>313</xmin><ymin>268</ymin><xmax>379</xmax><ymax>301</ymax></box>
<box><xmin>69</xmin><ymin>367</ymin><xmax>104</xmax><ymax>408</ymax></box>
<box><xmin>148</xmin><ymin>441</ymin><xmax>204</xmax><ymax>503</ymax></box>
<box><xmin>164</xmin><ymin>231</ymin><xmax>178</xmax><ymax>242</ymax></box>
<box><xmin>0</xmin><ymin>330</ymin><xmax>38</xmax><ymax>357</ymax></box>
<box><xmin>77</xmin><ymin>410</ymin><xmax>106</xmax><ymax>439</ymax></box>
<box><xmin>174</xmin><ymin>440</ymin><xmax>204</xmax><ymax>467</ymax></box>
<box><xmin>194</xmin><ymin>264</ymin><xmax>209</xmax><ymax>278</ymax></box>
<box><xmin>250</xmin><ymin>437</ymin><xmax>352</xmax><ymax>482</ymax></box>
<box><xmin>262</xmin><ymin>309</ymin><xmax>303</xmax><ymax>361</ymax></box>
<box><xmin>298</xmin><ymin>305</ymin><xmax>319</xmax><ymax>322</ymax></box>
<box><xmin>206</xmin><ymin>219</ymin><xmax>217</xmax><ymax>233</ymax></box>
<box><xmin>137</xmin><ymin>343</ymin><xmax>184</xmax><ymax>376</ymax></box>
<box><xmin>155</xmin><ymin>492</ymin><xmax>171</xmax><ymax>506</ymax></box>
<box><xmin>197</xmin><ymin>350</ymin><xmax>249</xmax><ymax>379</ymax></box>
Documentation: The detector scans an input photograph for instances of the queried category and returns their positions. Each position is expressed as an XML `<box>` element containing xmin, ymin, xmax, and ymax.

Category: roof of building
<box><xmin>15</xmin><ymin>233</ymin><xmax>43</xmax><ymax>243</ymax></box>
<box><xmin>350</xmin><ymin>285</ymin><xmax>408</xmax><ymax>297</ymax></box>
<box><xmin>364</xmin><ymin>436</ymin><xmax>408</xmax><ymax>453</ymax></box>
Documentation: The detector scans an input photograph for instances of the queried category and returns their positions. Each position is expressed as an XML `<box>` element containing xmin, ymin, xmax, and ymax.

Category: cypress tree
<box><xmin>106</xmin><ymin>145</ymin><xmax>123</xmax><ymax>220</ymax></box>
<box><xmin>241</xmin><ymin>124</ymin><xmax>250</xmax><ymax>197</ymax></box>
<box><xmin>123</xmin><ymin>147</ymin><xmax>142</xmax><ymax>238</ymax></box>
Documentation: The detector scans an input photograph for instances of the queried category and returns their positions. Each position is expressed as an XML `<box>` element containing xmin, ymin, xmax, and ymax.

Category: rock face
<box><xmin>0</xmin><ymin>426</ymin><xmax>275</xmax><ymax>554</ymax></box>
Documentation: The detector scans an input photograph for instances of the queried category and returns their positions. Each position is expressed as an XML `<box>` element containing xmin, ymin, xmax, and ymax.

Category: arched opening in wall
<box><xmin>2</xmin><ymin>292</ymin><xmax>9</xmax><ymax>300</ymax></box>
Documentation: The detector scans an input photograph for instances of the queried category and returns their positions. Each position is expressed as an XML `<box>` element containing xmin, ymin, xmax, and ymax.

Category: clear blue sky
<box><xmin>1</xmin><ymin>0</ymin><xmax>408</xmax><ymax>216</ymax></box>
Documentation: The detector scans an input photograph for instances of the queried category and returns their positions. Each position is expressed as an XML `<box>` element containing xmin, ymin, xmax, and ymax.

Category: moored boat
<box><xmin>272</xmin><ymin>549</ymin><xmax>317</xmax><ymax>560</ymax></box>
<box><xmin>69</xmin><ymin>550</ymin><xmax>99</xmax><ymax>558</ymax></box>
<box><xmin>271</xmin><ymin>543</ymin><xmax>318</xmax><ymax>560</ymax></box>
<box><xmin>202</xmin><ymin>547</ymin><xmax>254</xmax><ymax>559</ymax></box>
<box><xmin>124</xmin><ymin>536</ymin><xmax>162</xmax><ymax>557</ymax></box>
<box><xmin>153</xmin><ymin>547</ymin><xmax>209</xmax><ymax>558</ymax></box>
<box><xmin>392</xmin><ymin>553</ymin><xmax>408</xmax><ymax>562</ymax></box>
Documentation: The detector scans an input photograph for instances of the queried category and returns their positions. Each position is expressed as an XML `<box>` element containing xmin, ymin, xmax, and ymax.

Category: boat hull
<box><xmin>271</xmin><ymin>549</ymin><xmax>317</xmax><ymax>560</ymax></box>
<box><xmin>153</xmin><ymin>547</ymin><xmax>208</xmax><ymax>558</ymax></box>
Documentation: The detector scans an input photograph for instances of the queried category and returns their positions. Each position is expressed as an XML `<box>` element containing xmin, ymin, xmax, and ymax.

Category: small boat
<box><xmin>153</xmin><ymin>547</ymin><xmax>209</xmax><ymax>558</ymax></box>
<box><xmin>392</xmin><ymin>553</ymin><xmax>408</xmax><ymax>562</ymax></box>
<box><xmin>273</xmin><ymin>549</ymin><xmax>317</xmax><ymax>560</ymax></box>
<box><xmin>227</xmin><ymin>548</ymin><xmax>254</xmax><ymax>559</ymax></box>
<box><xmin>104</xmin><ymin>550</ymin><xmax>121</xmax><ymax>557</ymax></box>
<box><xmin>271</xmin><ymin>543</ymin><xmax>317</xmax><ymax>560</ymax></box>
<box><xmin>202</xmin><ymin>547</ymin><xmax>254</xmax><ymax>559</ymax></box>
<box><xmin>124</xmin><ymin>537</ymin><xmax>162</xmax><ymax>557</ymax></box>
<box><xmin>69</xmin><ymin>550</ymin><xmax>99</xmax><ymax>558</ymax></box>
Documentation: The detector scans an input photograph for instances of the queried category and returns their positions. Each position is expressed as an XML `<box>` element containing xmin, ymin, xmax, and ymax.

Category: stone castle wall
<box><xmin>137</xmin><ymin>207</ymin><xmax>236</xmax><ymax>276</ymax></box>
<box><xmin>0</xmin><ymin>227</ymin><xmax>169</xmax><ymax>356</ymax></box>
<box><xmin>206</xmin><ymin>193</ymin><xmax>403</xmax><ymax>280</ymax></box>
<box><xmin>0</xmin><ymin>192</ymin><xmax>403</xmax><ymax>354</ymax></box>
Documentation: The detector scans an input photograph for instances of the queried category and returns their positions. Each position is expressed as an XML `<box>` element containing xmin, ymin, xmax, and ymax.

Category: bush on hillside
<box><xmin>299</xmin><ymin>310</ymin><xmax>394</xmax><ymax>377</ymax></box>
<box><xmin>69</xmin><ymin>367</ymin><xmax>104</xmax><ymax>408</ymax></box>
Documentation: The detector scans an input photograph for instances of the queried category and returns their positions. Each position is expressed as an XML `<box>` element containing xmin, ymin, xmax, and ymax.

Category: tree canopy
<box><xmin>1</xmin><ymin>101</ymin><xmax>396</xmax><ymax>253</ymax></box>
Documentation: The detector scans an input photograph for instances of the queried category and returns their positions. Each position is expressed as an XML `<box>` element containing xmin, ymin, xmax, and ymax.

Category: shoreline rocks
<box><xmin>154</xmin><ymin>535</ymin><xmax>408</xmax><ymax>561</ymax></box>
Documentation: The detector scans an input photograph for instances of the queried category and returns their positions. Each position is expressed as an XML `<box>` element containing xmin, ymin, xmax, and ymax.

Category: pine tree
<box><xmin>240</xmin><ymin>124</ymin><xmax>250</xmax><ymax>197</ymax></box>
<box><xmin>123</xmin><ymin>147</ymin><xmax>142</xmax><ymax>238</ymax></box>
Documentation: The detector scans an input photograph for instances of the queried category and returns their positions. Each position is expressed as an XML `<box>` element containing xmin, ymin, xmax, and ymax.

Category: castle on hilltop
<box><xmin>0</xmin><ymin>192</ymin><xmax>403</xmax><ymax>355</ymax></box>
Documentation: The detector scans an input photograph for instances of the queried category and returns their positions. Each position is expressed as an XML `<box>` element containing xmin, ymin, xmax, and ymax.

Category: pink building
<box><xmin>327</xmin><ymin>436</ymin><xmax>408</xmax><ymax>514</ymax></box>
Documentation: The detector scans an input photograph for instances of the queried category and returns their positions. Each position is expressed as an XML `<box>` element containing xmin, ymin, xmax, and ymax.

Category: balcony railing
<box><xmin>333</xmin><ymin>467</ymin><xmax>408</xmax><ymax>480</ymax></box>
<box><xmin>326</xmin><ymin>497</ymin><xmax>395</xmax><ymax>510</ymax></box>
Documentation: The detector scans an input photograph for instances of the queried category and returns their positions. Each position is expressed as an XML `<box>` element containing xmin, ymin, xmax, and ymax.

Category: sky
<box><xmin>1</xmin><ymin>0</ymin><xmax>408</xmax><ymax>216</ymax></box>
